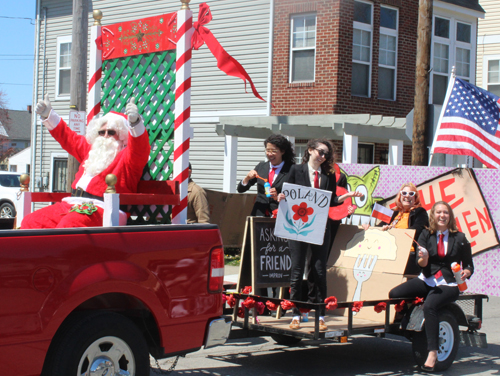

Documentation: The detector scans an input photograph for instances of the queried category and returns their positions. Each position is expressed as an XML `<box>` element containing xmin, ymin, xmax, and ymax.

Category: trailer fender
<box><xmin>406</xmin><ymin>302</ymin><xmax>468</xmax><ymax>332</ymax></box>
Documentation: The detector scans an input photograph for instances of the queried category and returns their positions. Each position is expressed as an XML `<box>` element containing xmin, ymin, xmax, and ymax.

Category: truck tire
<box><xmin>0</xmin><ymin>202</ymin><xmax>15</xmax><ymax>218</ymax></box>
<box><xmin>271</xmin><ymin>333</ymin><xmax>302</xmax><ymax>346</ymax></box>
<box><xmin>412</xmin><ymin>310</ymin><xmax>460</xmax><ymax>372</ymax></box>
<box><xmin>44</xmin><ymin>311</ymin><xmax>150</xmax><ymax>376</ymax></box>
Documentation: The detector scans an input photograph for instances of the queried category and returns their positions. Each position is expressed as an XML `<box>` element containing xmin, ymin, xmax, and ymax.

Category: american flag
<box><xmin>431</xmin><ymin>77</ymin><xmax>500</xmax><ymax>168</ymax></box>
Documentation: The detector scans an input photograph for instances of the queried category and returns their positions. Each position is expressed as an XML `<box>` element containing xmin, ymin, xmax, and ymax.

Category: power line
<box><xmin>0</xmin><ymin>16</ymin><xmax>35</xmax><ymax>25</ymax></box>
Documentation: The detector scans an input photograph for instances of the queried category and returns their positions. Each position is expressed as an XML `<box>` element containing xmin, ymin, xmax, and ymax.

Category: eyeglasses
<box><xmin>315</xmin><ymin>148</ymin><xmax>330</xmax><ymax>158</ymax></box>
<box><xmin>265</xmin><ymin>149</ymin><xmax>280</xmax><ymax>154</ymax></box>
<box><xmin>400</xmin><ymin>191</ymin><xmax>416</xmax><ymax>197</ymax></box>
<box><xmin>98</xmin><ymin>129</ymin><xmax>117</xmax><ymax>136</ymax></box>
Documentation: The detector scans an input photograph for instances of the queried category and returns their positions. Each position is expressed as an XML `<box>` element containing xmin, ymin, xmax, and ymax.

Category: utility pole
<box><xmin>66</xmin><ymin>0</ymin><xmax>88</xmax><ymax>191</ymax></box>
<box><xmin>412</xmin><ymin>0</ymin><xmax>433</xmax><ymax>166</ymax></box>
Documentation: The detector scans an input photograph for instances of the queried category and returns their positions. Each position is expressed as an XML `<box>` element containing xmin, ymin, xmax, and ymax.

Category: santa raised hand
<box><xmin>21</xmin><ymin>95</ymin><xmax>150</xmax><ymax>229</ymax></box>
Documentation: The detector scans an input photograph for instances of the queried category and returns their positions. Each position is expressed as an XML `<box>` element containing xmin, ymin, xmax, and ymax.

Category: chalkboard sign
<box><xmin>250</xmin><ymin>217</ymin><xmax>291</xmax><ymax>287</ymax></box>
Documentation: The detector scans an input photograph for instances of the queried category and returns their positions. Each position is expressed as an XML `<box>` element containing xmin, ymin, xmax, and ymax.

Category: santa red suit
<box><xmin>21</xmin><ymin>109</ymin><xmax>150</xmax><ymax>229</ymax></box>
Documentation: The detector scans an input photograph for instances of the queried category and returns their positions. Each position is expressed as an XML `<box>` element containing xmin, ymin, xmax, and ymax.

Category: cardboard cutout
<box><xmin>327</xmin><ymin>225</ymin><xmax>414</xmax><ymax>321</ymax></box>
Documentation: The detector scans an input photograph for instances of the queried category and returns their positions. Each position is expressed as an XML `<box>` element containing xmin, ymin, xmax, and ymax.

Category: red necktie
<box><xmin>268</xmin><ymin>167</ymin><xmax>278</xmax><ymax>187</ymax></box>
<box><xmin>437</xmin><ymin>234</ymin><xmax>445</xmax><ymax>258</ymax></box>
<box><xmin>314</xmin><ymin>171</ymin><xmax>319</xmax><ymax>188</ymax></box>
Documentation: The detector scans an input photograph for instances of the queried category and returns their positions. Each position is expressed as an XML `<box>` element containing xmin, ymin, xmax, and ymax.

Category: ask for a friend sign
<box><xmin>275</xmin><ymin>183</ymin><xmax>332</xmax><ymax>245</ymax></box>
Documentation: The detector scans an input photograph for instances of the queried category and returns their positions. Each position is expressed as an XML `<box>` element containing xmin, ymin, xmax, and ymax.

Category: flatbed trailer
<box><xmin>228</xmin><ymin>293</ymin><xmax>488</xmax><ymax>372</ymax></box>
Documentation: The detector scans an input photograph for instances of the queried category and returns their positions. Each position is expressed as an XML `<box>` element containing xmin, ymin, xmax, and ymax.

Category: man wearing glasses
<box><xmin>21</xmin><ymin>95</ymin><xmax>150</xmax><ymax>229</ymax></box>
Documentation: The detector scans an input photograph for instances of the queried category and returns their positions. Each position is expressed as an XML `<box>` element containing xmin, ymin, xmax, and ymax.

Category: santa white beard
<box><xmin>83</xmin><ymin>136</ymin><xmax>121</xmax><ymax>176</ymax></box>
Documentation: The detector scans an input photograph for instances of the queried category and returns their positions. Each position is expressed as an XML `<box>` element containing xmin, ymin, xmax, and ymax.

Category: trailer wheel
<box><xmin>271</xmin><ymin>333</ymin><xmax>302</xmax><ymax>346</ymax></box>
<box><xmin>412</xmin><ymin>310</ymin><xmax>460</xmax><ymax>372</ymax></box>
<box><xmin>43</xmin><ymin>311</ymin><xmax>150</xmax><ymax>376</ymax></box>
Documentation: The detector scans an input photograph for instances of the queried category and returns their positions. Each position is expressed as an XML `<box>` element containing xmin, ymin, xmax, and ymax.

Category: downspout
<box><xmin>39</xmin><ymin>6</ymin><xmax>47</xmax><ymax>190</ymax></box>
<box><xmin>266</xmin><ymin>0</ymin><xmax>274</xmax><ymax>116</ymax></box>
<box><xmin>30</xmin><ymin>0</ymin><xmax>41</xmax><ymax>191</ymax></box>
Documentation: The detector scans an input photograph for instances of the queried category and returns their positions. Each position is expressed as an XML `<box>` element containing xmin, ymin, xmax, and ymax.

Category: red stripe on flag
<box><xmin>435</xmin><ymin>122</ymin><xmax>500</xmax><ymax>168</ymax></box>
<box><xmin>174</xmin><ymin>138</ymin><xmax>190</xmax><ymax>161</ymax></box>
<box><xmin>174</xmin><ymin>107</ymin><xmax>191</xmax><ymax>130</ymax></box>
<box><xmin>88</xmin><ymin>68</ymin><xmax>102</xmax><ymax>92</ymax></box>
<box><xmin>372</xmin><ymin>211</ymin><xmax>392</xmax><ymax>224</ymax></box>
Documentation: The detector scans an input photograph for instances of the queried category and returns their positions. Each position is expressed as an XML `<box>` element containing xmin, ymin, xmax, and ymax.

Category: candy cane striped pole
<box><xmin>171</xmin><ymin>2</ymin><xmax>194</xmax><ymax>224</ymax></box>
<box><xmin>87</xmin><ymin>10</ymin><xmax>103</xmax><ymax>125</ymax></box>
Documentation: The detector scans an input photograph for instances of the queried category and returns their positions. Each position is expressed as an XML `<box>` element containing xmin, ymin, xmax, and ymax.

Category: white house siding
<box><xmin>32</xmin><ymin>0</ymin><xmax>272</xmax><ymax>195</ymax></box>
<box><xmin>476</xmin><ymin>0</ymin><xmax>500</xmax><ymax>91</ymax></box>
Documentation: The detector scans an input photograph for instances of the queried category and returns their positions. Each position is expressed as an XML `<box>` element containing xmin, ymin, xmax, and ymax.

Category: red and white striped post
<box><xmin>87</xmin><ymin>10</ymin><xmax>103</xmax><ymax>125</ymax></box>
<box><xmin>171</xmin><ymin>0</ymin><xmax>193</xmax><ymax>224</ymax></box>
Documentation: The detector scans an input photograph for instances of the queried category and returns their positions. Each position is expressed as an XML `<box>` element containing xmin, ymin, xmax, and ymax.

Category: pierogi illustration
<box><xmin>345</xmin><ymin>228</ymin><xmax>397</xmax><ymax>260</ymax></box>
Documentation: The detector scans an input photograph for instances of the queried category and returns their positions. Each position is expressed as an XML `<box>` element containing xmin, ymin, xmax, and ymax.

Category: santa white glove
<box><xmin>125</xmin><ymin>97</ymin><xmax>140</xmax><ymax>126</ymax></box>
<box><xmin>35</xmin><ymin>94</ymin><xmax>52</xmax><ymax>119</ymax></box>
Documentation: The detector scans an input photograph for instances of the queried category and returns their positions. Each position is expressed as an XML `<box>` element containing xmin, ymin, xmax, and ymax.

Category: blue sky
<box><xmin>0</xmin><ymin>0</ymin><xmax>36</xmax><ymax>111</ymax></box>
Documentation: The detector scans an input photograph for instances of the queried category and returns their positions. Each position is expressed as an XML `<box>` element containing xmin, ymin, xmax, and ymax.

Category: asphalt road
<box><xmin>151</xmin><ymin>269</ymin><xmax>500</xmax><ymax>376</ymax></box>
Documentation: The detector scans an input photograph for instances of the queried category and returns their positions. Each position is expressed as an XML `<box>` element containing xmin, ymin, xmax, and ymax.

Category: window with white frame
<box><xmin>378</xmin><ymin>6</ymin><xmax>398</xmax><ymax>100</ymax></box>
<box><xmin>50</xmin><ymin>153</ymin><xmax>68</xmax><ymax>192</ymax></box>
<box><xmin>483</xmin><ymin>56</ymin><xmax>500</xmax><ymax>96</ymax></box>
<box><xmin>56</xmin><ymin>36</ymin><xmax>72</xmax><ymax>98</ymax></box>
<box><xmin>290</xmin><ymin>14</ymin><xmax>316</xmax><ymax>82</ymax></box>
<box><xmin>352</xmin><ymin>0</ymin><xmax>373</xmax><ymax>97</ymax></box>
<box><xmin>431</xmin><ymin>16</ymin><xmax>474</xmax><ymax>104</ymax></box>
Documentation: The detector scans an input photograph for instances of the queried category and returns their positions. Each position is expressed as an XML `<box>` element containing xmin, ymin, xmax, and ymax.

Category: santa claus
<box><xmin>21</xmin><ymin>95</ymin><xmax>150</xmax><ymax>229</ymax></box>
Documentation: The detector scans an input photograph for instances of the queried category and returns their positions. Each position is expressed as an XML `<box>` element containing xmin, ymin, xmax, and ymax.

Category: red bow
<box><xmin>191</xmin><ymin>3</ymin><xmax>266</xmax><ymax>103</ymax></box>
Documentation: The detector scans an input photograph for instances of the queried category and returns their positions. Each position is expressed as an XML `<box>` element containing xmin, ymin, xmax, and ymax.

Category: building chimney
<box><xmin>27</xmin><ymin>105</ymin><xmax>32</xmax><ymax>113</ymax></box>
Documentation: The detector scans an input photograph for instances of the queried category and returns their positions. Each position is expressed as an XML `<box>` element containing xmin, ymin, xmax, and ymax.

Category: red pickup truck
<box><xmin>0</xmin><ymin>224</ymin><xmax>230</xmax><ymax>376</ymax></box>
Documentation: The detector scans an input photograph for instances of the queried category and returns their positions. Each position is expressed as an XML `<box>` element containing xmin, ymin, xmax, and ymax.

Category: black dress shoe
<box><xmin>421</xmin><ymin>364</ymin><xmax>435</xmax><ymax>372</ymax></box>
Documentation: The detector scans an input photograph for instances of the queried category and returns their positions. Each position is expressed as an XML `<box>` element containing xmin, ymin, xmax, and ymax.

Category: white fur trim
<box><xmin>75</xmin><ymin>172</ymin><xmax>94</xmax><ymax>191</ymax></box>
<box><xmin>42</xmin><ymin>109</ymin><xmax>62</xmax><ymax>130</ymax></box>
<box><xmin>127</xmin><ymin>117</ymin><xmax>145</xmax><ymax>137</ymax></box>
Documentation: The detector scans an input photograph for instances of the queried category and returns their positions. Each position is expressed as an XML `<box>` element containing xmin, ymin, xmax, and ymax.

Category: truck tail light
<box><xmin>209</xmin><ymin>246</ymin><xmax>224</xmax><ymax>293</ymax></box>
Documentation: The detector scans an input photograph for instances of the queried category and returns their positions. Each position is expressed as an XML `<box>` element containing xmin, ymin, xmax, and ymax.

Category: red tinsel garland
<box><xmin>242</xmin><ymin>297</ymin><xmax>256</xmax><ymax>309</ymax></box>
<box><xmin>325</xmin><ymin>296</ymin><xmax>338</xmax><ymax>311</ymax></box>
<box><xmin>374</xmin><ymin>302</ymin><xmax>387</xmax><ymax>313</ymax></box>
<box><xmin>266</xmin><ymin>300</ymin><xmax>279</xmax><ymax>311</ymax></box>
<box><xmin>241</xmin><ymin>286</ymin><xmax>252</xmax><ymax>294</ymax></box>
<box><xmin>281</xmin><ymin>300</ymin><xmax>295</xmax><ymax>310</ymax></box>
<box><xmin>237</xmin><ymin>307</ymin><xmax>245</xmax><ymax>318</ymax></box>
<box><xmin>352</xmin><ymin>301</ymin><xmax>363</xmax><ymax>312</ymax></box>
<box><xmin>256</xmin><ymin>301</ymin><xmax>265</xmax><ymax>315</ymax></box>
<box><xmin>413</xmin><ymin>297</ymin><xmax>424</xmax><ymax>306</ymax></box>
<box><xmin>394</xmin><ymin>300</ymin><xmax>406</xmax><ymax>312</ymax></box>
<box><xmin>226</xmin><ymin>294</ymin><xmax>236</xmax><ymax>308</ymax></box>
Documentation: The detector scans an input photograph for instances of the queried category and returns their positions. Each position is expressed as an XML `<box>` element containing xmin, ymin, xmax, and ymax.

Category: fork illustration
<box><xmin>352</xmin><ymin>254</ymin><xmax>378</xmax><ymax>314</ymax></box>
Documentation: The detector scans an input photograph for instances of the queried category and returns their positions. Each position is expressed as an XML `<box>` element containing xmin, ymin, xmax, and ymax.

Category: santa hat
<box><xmin>86</xmin><ymin>111</ymin><xmax>129</xmax><ymax>145</ymax></box>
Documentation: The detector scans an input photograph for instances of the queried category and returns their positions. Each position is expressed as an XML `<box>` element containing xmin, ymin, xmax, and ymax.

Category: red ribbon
<box><xmin>192</xmin><ymin>3</ymin><xmax>266</xmax><ymax>103</ymax></box>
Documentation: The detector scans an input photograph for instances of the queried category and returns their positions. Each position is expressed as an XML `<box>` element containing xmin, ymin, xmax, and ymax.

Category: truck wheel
<box><xmin>412</xmin><ymin>310</ymin><xmax>460</xmax><ymax>372</ymax></box>
<box><xmin>44</xmin><ymin>311</ymin><xmax>150</xmax><ymax>376</ymax></box>
<box><xmin>271</xmin><ymin>333</ymin><xmax>302</xmax><ymax>346</ymax></box>
<box><xmin>0</xmin><ymin>203</ymin><xmax>15</xmax><ymax>218</ymax></box>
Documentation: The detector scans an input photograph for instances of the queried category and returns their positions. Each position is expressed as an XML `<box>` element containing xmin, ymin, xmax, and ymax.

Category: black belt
<box><xmin>71</xmin><ymin>188</ymin><xmax>103</xmax><ymax>201</ymax></box>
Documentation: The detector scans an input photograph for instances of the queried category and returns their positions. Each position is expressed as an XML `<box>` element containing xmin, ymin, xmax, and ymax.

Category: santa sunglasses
<box><xmin>98</xmin><ymin>129</ymin><xmax>117</xmax><ymax>136</ymax></box>
<box><xmin>400</xmin><ymin>191</ymin><xmax>416</xmax><ymax>197</ymax></box>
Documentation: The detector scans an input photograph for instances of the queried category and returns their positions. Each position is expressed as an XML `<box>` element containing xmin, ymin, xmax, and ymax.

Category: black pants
<box><xmin>289</xmin><ymin>226</ymin><xmax>331</xmax><ymax>317</ymax></box>
<box><xmin>389</xmin><ymin>278</ymin><xmax>459</xmax><ymax>351</ymax></box>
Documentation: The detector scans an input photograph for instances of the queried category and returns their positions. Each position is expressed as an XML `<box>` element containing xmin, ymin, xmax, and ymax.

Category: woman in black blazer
<box><xmin>237</xmin><ymin>134</ymin><xmax>295</xmax><ymax>216</ymax></box>
<box><xmin>389</xmin><ymin>201</ymin><xmax>474</xmax><ymax>371</ymax></box>
<box><xmin>280</xmin><ymin>138</ymin><xmax>361</xmax><ymax>331</ymax></box>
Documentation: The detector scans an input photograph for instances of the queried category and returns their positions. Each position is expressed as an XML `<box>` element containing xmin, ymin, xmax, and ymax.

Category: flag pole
<box><xmin>428</xmin><ymin>66</ymin><xmax>457</xmax><ymax>166</ymax></box>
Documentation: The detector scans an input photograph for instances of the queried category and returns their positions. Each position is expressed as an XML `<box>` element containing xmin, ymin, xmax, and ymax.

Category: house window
<box><xmin>358</xmin><ymin>143</ymin><xmax>374</xmax><ymax>164</ymax></box>
<box><xmin>431</xmin><ymin>16</ymin><xmax>474</xmax><ymax>104</ymax></box>
<box><xmin>485</xmin><ymin>58</ymin><xmax>500</xmax><ymax>96</ymax></box>
<box><xmin>9</xmin><ymin>165</ymin><xmax>17</xmax><ymax>172</ymax></box>
<box><xmin>294</xmin><ymin>143</ymin><xmax>307</xmax><ymax>164</ymax></box>
<box><xmin>378</xmin><ymin>6</ymin><xmax>398</xmax><ymax>100</ymax></box>
<box><xmin>56</xmin><ymin>36</ymin><xmax>72</xmax><ymax>98</ymax></box>
<box><xmin>290</xmin><ymin>14</ymin><xmax>316</xmax><ymax>82</ymax></box>
<box><xmin>352</xmin><ymin>0</ymin><xmax>373</xmax><ymax>97</ymax></box>
<box><xmin>52</xmin><ymin>157</ymin><xmax>68</xmax><ymax>192</ymax></box>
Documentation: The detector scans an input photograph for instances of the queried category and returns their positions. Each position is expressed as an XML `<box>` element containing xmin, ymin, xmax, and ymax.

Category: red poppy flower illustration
<box><xmin>292</xmin><ymin>202</ymin><xmax>314</xmax><ymax>222</ymax></box>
